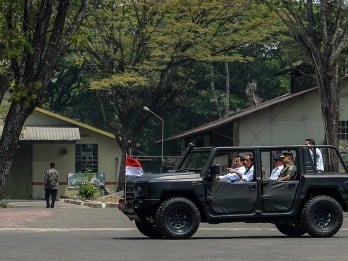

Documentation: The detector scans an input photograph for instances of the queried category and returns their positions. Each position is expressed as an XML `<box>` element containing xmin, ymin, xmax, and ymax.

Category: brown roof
<box><xmin>165</xmin><ymin>87</ymin><xmax>318</xmax><ymax>142</ymax></box>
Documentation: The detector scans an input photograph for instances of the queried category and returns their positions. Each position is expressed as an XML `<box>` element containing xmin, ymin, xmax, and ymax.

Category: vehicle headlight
<box><xmin>133</xmin><ymin>183</ymin><xmax>148</xmax><ymax>197</ymax></box>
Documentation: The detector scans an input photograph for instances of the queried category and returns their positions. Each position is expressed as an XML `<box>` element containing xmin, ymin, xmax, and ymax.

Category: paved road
<box><xmin>1</xmin><ymin>200</ymin><xmax>348</xmax><ymax>261</ymax></box>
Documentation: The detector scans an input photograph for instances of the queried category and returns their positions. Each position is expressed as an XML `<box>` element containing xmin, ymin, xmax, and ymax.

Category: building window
<box><xmin>339</xmin><ymin>121</ymin><xmax>348</xmax><ymax>140</ymax></box>
<box><xmin>75</xmin><ymin>144</ymin><xmax>98</xmax><ymax>172</ymax></box>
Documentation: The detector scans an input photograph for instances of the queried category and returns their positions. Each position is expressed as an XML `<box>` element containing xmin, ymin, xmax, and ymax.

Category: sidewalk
<box><xmin>1</xmin><ymin>199</ymin><xmax>124</xmax><ymax>229</ymax></box>
<box><xmin>2</xmin><ymin>195</ymin><xmax>119</xmax><ymax>209</ymax></box>
<box><xmin>63</xmin><ymin>198</ymin><xmax>119</xmax><ymax>208</ymax></box>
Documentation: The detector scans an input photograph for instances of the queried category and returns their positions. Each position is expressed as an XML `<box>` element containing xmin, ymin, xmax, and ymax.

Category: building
<box><xmin>165</xmin><ymin>76</ymin><xmax>348</xmax><ymax>155</ymax></box>
<box><xmin>3</xmin><ymin>107</ymin><xmax>121</xmax><ymax>199</ymax></box>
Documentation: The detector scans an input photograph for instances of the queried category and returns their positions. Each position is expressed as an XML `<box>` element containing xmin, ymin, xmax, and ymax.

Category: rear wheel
<box><xmin>156</xmin><ymin>197</ymin><xmax>201</xmax><ymax>239</ymax></box>
<box><xmin>275</xmin><ymin>222</ymin><xmax>306</xmax><ymax>237</ymax></box>
<box><xmin>301</xmin><ymin>195</ymin><xmax>343</xmax><ymax>238</ymax></box>
<box><xmin>135</xmin><ymin>219</ymin><xmax>163</xmax><ymax>239</ymax></box>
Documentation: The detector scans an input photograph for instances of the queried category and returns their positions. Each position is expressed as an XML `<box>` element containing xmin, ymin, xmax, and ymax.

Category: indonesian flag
<box><xmin>126</xmin><ymin>157</ymin><xmax>144</xmax><ymax>176</ymax></box>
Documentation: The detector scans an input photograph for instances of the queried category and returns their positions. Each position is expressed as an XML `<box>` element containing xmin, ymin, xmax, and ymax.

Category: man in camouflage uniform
<box><xmin>44</xmin><ymin>162</ymin><xmax>59</xmax><ymax>208</ymax></box>
<box><xmin>278</xmin><ymin>152</ymin><xmax>297</xmax><ymax>181</ymax></box>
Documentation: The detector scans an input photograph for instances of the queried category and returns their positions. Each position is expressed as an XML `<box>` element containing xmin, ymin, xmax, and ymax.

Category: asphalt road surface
<box><xmin>1</xmin><ymin>200</ymin><xmax>348</xmax><ymax>261</ymax></box>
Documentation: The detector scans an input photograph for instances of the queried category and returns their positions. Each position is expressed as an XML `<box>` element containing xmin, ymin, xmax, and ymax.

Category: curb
<box><xmin>63</xmin><ymin>199</ymin><xmax>118</xmax><ymax>208</ymax></box>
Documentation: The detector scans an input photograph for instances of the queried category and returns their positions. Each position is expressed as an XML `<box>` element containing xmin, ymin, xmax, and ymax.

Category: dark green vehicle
<box><xmin>118</xmin><ymin>144</ymin><xmax>348</xmax><ymax>239</ymax></box>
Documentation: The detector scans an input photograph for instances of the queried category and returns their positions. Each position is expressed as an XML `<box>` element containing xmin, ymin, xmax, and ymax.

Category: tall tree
<box><xmin>260</xmin><ymin>0</ymin><xmax>348</xmax><ymax>152</ymax></box>
<box><xmin>0</xmin><ymin>0</ymin><xmax>89</xmax><ymax>195</ymax></box>
<box><xmin>77</xmin><ymin>0</ymin><xmax>279</xmax><ymax>189</ymax></box>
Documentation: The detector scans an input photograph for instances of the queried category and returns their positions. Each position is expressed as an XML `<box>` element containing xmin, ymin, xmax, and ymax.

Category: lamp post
<box><xmin>143</xmin><ymin>106</ymin><xmax>164</xmax><ymax>171</ymax></box>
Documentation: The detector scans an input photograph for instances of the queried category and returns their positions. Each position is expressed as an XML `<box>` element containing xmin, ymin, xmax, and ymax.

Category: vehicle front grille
<box><xmin>125</xmin><ymin>184</ymin><xmax>135</xmax><ymax>201</ymax></box>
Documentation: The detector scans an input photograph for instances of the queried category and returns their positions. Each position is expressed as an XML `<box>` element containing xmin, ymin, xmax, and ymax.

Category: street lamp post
<box><xmin>143</xmin><ymin>106</ymin><xmax>164</xmax><ymax>171</ymax></box>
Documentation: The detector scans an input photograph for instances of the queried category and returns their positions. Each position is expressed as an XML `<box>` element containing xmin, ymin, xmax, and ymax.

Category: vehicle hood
<box><xmin>125</xmin><ymin>171</ymin><xmax>200</xmax><ymax>183</ymax></box>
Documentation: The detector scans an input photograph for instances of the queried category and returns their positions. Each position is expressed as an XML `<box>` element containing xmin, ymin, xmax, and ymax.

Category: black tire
<box><xmin>135</xmin><ymin>219</ymin><xmax>163</xmax><ymax>239</ymax></box>
<box><xmin>301</xmin><ymin>195</ymin><xmax>343</xmax><ymax>238</ymax></box>
<box><xmin>275</xmin><ymin>222</ymin><xmax>306</xmax><ymax>237</ymax></box>
<box><xmin>156</xmin><ymin>197</ymin><xmax>201</xmax><ymax>239</ymax></box>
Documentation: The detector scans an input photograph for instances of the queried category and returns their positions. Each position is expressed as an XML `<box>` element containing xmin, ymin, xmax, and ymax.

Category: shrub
<box><xmin>78</xmin><ymin>183</ymin><xmax>97</xmax><ymax>200</ymax></box>
<box><xmin>0</xmin><ymin>193</ymin><xmax>9</xmax><ymax>208</ymax></box>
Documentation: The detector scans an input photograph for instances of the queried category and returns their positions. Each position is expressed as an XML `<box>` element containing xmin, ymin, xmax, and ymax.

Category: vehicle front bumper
<box><xmin>118</xmin><ymin>197</ymin><xmax>160</xmax><ymax>221</ymax></box>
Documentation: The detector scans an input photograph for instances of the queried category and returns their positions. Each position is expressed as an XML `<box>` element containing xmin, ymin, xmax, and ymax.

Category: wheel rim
<box><xmin>166</xmin><ymin>206</ymin><xmax>192</xmax><ymax>233</ymax></box>
<box><xmin>313</xmin><ymin>208</ymin><xmax>334</xmax><ymax>228</ymax></box>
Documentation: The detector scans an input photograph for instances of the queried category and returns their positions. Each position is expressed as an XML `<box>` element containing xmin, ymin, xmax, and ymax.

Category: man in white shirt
<box><xmin>218</xmin><ymin>155</ymin><xmax>246</xmax><ymax>183</ymax></box>
<box><xmin>304</xmin><ymin>138</ymin><xmax>324</xmax><ymax>172</ymax></box>
<box><xmin>242</xmin><ymin>154</ymin><xmax>254</xmax><ymax>182</ymax></box>
<box><xmin>218</xmin><ymin>154</ymin><xmax>254</xmax><ymax>183</ymax></box>
<box><xmin>270</xmin><ymin>154</ymin><xmax>284</xmax><ymax>181</ymax></box>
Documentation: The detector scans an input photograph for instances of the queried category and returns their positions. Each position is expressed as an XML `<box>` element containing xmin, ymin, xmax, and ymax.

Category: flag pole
<box><xmin>124</xmin><ymin>153</ymin><xmax>127</xmax><ymax>204</ymax></box>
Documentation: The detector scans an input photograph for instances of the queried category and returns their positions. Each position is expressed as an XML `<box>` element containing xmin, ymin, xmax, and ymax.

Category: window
<box><xmin>75</xmin><ymin>144</ymin><xmax>98</xmax><ymax>172</ymax></box>
<box><xmin>339</xmin><ymin>121</ymin><xmax>348</xmax><ymax>140</ymax></box>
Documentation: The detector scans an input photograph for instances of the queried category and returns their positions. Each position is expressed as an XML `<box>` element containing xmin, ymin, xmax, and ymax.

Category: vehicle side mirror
<box><xmin>209</xmin><ymin>164</ymin><xmax>220</xmax><ymax>176</ymax></box>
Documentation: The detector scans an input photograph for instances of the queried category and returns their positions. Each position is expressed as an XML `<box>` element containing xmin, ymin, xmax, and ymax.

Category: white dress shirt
<box><xmin>270</xmin><ymin>165</ymin><xmax>284</xmax><ymax>180</ymax></box>
<box><xmin>309</xmin><ymin>148</ymin><xmax>324</xmax><ymax>172</ymax></box>
<box><xmin>241</xmin><ymin>165</ymin><xmax>254</xmax><ymax>182</ymax></box>
<box><xmin>219</xmin><ymin>166</ymin><xmax>246</xmax><ymax>183</ymax></box>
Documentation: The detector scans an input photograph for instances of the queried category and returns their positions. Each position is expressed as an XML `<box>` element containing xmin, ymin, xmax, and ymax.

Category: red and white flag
<box><xmin>126</xmin><ymin>157</ymin><xmax>144</xmax><ymax>176</ymax></box>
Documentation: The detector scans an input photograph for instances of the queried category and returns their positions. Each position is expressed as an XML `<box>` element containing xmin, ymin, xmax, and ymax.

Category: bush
<box><xmin>0</xmin><ymin>199</ymin><xmax>8</xmax><ymax>208</ymax></box>
<box><xmin>78</xmin><ymin>183</ymin><xmax>97</xmax><ymax>200</ymax></box>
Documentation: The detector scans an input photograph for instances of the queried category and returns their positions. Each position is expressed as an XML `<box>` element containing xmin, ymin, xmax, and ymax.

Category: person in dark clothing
<box><xmin>44</xmin><ymin>162</ymin><xmax>59</xmax><ymax>208</ymax></box>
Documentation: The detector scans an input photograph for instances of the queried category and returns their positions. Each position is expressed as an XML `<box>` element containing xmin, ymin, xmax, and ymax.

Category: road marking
<box><xmin>1</xmin><ymin>227</ymin><xmax>348</xmax><ymax>232</ymax></box>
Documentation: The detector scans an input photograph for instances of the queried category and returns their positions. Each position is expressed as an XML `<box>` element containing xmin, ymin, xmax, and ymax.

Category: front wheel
<box><xmin>301</xmin><ymin>195</ymin><xmax>343</xmax><ymax>238</ymax></box>
<box><xmin>135</xmin><ymin>219</ymin><xmax>163</xmax><ymax>239</ymax></box>
<box><xmin>275</xmin><ymin>222</ymin><xmax>306</xmax><ymax>237</ymax></box>
<box><xmin>156</xmin><ymin>197</ymin><xmax>201</xmax><ymax>239</ymax></box>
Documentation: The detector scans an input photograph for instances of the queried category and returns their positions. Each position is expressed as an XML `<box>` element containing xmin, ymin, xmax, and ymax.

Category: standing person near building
<box><xmin>44</xmin><ymin>162</ymin><xmax>59</xmax><ymax>208</ymax></box>
<box><xmin>304</xmin><ymin>138</ymin><xmax>324</xmax><ymax>172</ymax></box>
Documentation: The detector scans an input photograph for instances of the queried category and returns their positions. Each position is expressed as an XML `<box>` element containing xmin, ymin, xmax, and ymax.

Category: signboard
<box><xmin>67</xmin><ymin>173</ymin><xmax>105</xmax><ymax>189</ymax></box>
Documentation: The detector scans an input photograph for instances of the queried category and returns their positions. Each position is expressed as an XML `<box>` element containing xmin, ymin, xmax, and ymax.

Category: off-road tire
<box><xmin>301</xmin><ymin>195</ymin><xmax>343</xmax><ymax>238</ymax></box>
<box><xmin>156</xmin><ymin>197</ymin><xmax>201</xmax><ymax>239</ymax></box>
<box><xmin>135</xmin><ymin>219</ymin><xmax>163</xmax><ymax>239</ymax></box>
<box><xmin>275</xmin><ymin>222</ymin><xmax>306</xmax><ymax>237</ymax></box>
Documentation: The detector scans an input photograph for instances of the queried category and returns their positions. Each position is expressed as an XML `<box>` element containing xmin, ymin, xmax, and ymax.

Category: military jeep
<box><xmin>118</xmin><ymin>144</ymin><xmax>348</xmax><ymax>239</ymax></box>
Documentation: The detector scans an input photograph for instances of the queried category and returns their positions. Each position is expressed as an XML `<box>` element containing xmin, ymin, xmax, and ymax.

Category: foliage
<box><xmin>78</xmin><ymin>183</ymin><xmax>97</xmax><ymax>200</ymax></box>
<box><xmin>0</xmin><ymin>0</ymin><xmax>90</xmax><ymax>195</ymax></box>
<box><xmin>78</xmin><ymin>0</ymin><xmax>281</xmax><ymax>143</ymax></box>
<box><xmin>39</xmin><ymin>1</ymin><xmax>288</xmax><ymax>189</ymax></box>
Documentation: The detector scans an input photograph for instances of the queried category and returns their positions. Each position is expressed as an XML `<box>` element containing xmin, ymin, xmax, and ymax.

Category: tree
<box><xmin>74</xmin><ymin>0</ymin><xmax>280</xmax><ymax>189</ymax></box>
<box><xmin>260</xmin><ymin>0</ymin><xmax>348</xmax><ymax>153</ymax></box>
<box><xmin>0</xmin><ymin>0</ymin><xmax>89</xmax><ymax>195</ymax></box>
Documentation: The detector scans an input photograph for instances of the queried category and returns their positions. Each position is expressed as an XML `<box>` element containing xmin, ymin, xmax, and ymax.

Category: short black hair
<box><xmin>50</xmin><ymin>162</ymin><xmax>55</xmax><ymax>168</ymax></box>
<box><xmin>305</xmin><ymin>138</ymin><xmax>315</xmax><ymax>145</ymax></box>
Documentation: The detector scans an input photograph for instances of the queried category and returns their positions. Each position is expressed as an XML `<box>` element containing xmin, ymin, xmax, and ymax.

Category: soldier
<box><xmin>277</xmin><ymin>152</ymin><xmax>297</xmax><ymax>181</ymax></box>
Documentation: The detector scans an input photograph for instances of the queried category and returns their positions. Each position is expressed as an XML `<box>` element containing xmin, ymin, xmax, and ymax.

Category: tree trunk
<box><xmin>0</xmin><ymin>102</ymin><xmax>35</xmax><ymax>195</ymax></box>
<box><xmin>225</xmin><ymin>62</ymin><xmax>230</xmax><ymax>116</ymax></box>
<box><xmin>316</xmin><ymin>62</ymin><xmax>340</xmax><ymax>170</ymax></box>
<box><xmin>210</xmin><ymin>64</ymin><xmax>222</xmax><ymax>118</ymax></box>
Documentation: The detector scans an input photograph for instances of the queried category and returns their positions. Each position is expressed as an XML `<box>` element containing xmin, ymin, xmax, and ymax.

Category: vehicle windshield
<box><xmin>178</xmin><ymin>149</ymin><xmax>211</xmax><ymax>173</ymax></box>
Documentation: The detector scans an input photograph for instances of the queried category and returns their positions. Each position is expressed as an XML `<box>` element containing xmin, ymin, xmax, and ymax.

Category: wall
<box><xmin>6</xmin><ymin>142</ymin><xmax>33</xmax><ymax>198</ymax></box>
<box><xmin>32</xmin><ymin>142</ymin><xmax>75</xmax><ymax>199</ymax></box>
<box><xmin>27</xmin><ymin>110</ymin><xmax>121</xmax><ymax>199</ymax></box>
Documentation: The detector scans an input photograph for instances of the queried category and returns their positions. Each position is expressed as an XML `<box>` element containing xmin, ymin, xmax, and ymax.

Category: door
<box><xmin>261</xmin><ymin>180</ymin><xmax>299</xmax><ymax>212</ymax></box>
<box><xmin>209</xmin><ymin>180</ymin><xmax>258</xmax><ymax>214</ymax></box>
<box><xmin>260</xmin><ymin>148</ymin><xmax>300</xmax><ymax>212</ymax></box>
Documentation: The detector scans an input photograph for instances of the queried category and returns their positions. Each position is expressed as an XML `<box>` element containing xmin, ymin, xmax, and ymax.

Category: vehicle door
<box><xmin>207</xmin><ymin>148</ymin><xmax>258</xmax><ymax>215</ymax></box>
<box><xmin>260</xmin><ymin>148</ymin><xmax>301</xmax><ymax>212</ymax></box>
